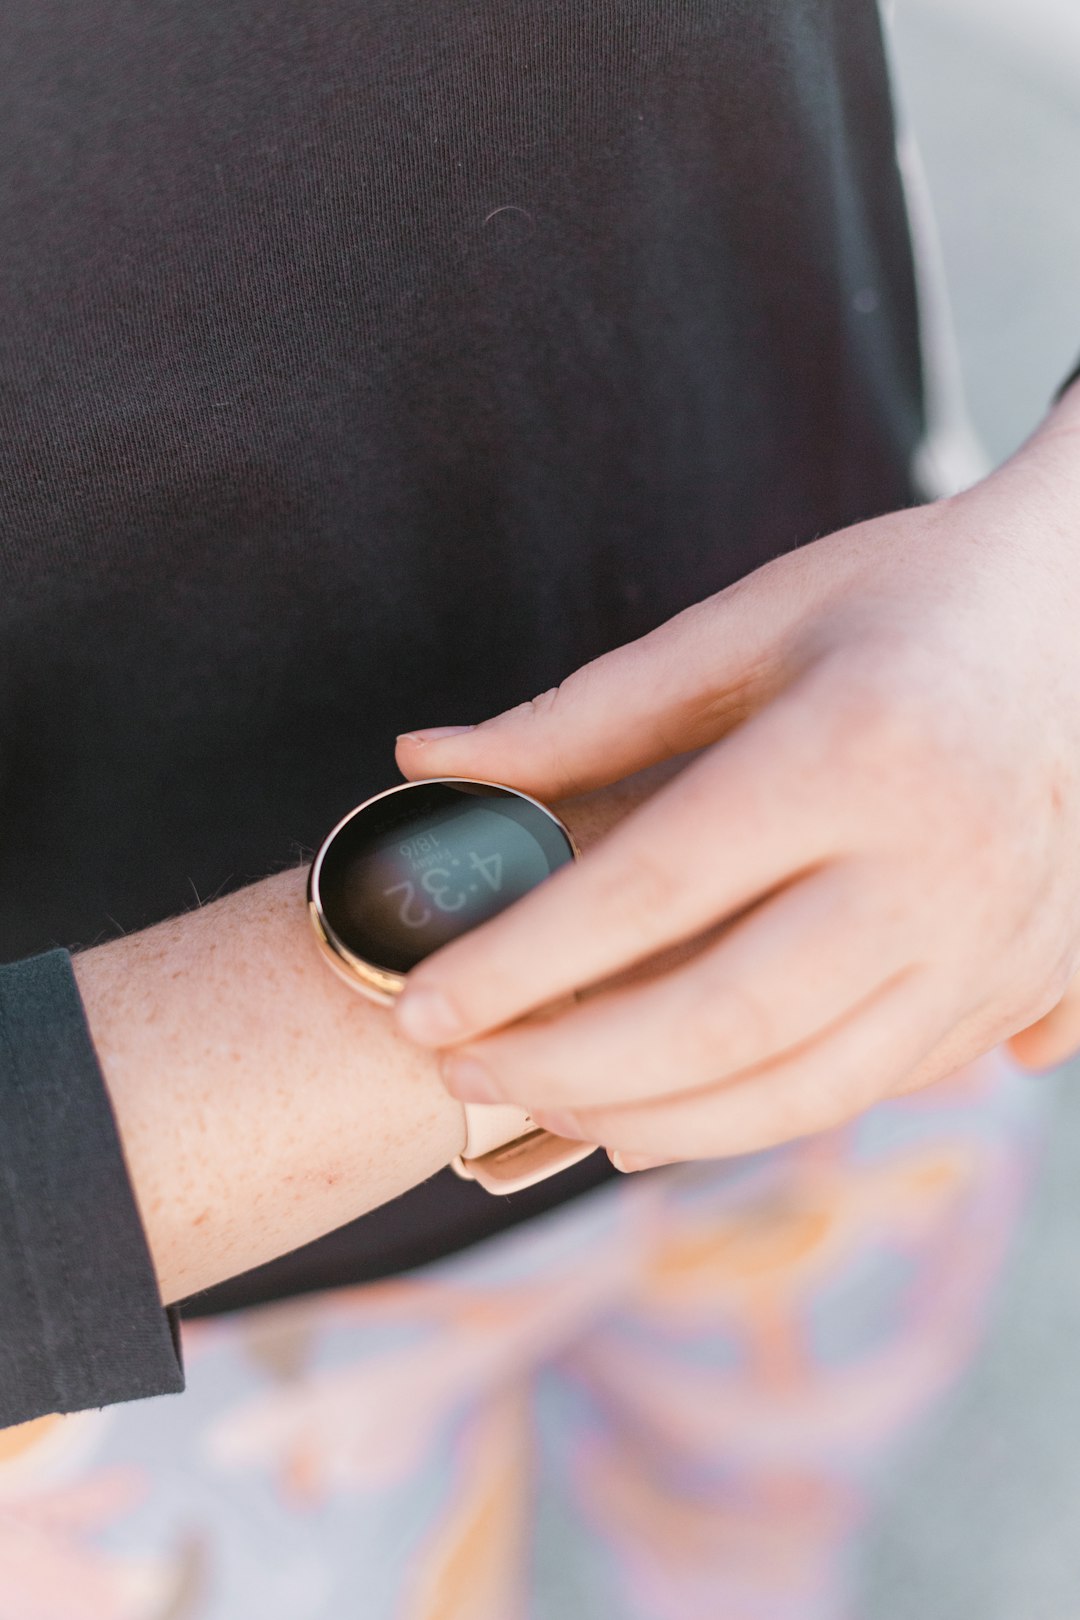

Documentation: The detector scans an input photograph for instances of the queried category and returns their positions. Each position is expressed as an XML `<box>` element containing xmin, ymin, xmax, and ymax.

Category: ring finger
<box><xmin>528</xmin><ymin>967</ymin><xmax>948</xmax><ymax>1162</ymax></box>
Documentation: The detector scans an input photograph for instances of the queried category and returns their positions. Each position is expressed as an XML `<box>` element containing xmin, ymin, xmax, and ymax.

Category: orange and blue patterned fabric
<box><xmin>0</xmin><ymin>1048</ymin><xmax>1042</xmax><ymax>1620</ymax></box>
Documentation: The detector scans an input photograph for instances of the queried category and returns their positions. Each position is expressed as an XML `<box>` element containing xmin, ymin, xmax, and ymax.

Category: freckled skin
<box><xmin>72</xmin><ymin>864</ymin><xmax>465</xmax><ymax>1303</ymax></box>
<box><xmin>70</xmin><ymin>781</ymin><xmax>646</xmax><ymax>1304</ymax></box>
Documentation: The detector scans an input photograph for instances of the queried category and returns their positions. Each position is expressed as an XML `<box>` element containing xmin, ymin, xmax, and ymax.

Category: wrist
<box><xmin>943</xmin><ymin>382</ymin><xmax>1080</xmax><ymax>589</ymax></box>
<box><xmin>74</xmin><ymin>863</ymin><xmax>465</xmax><ymax>1304</ymax></box>
<box><xmin>992</xmin><ymin>375</ymin><xmax>1080</xmax><ymax>506</ymax></box>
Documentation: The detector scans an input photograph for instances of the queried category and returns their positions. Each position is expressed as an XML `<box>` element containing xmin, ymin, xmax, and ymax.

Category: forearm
<box><xmin>71</xmin><ymin>767</ymin><xmax>678</xmax><ymax>1309</ymax></box>
<box><xmin>72</xmin><ymin>863</ymin><xmax>465</xmax><ymax>1306</ymax></box>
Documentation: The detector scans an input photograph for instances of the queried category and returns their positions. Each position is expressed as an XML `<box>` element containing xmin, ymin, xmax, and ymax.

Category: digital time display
<box><xmin>316</xmin><ymin>781</ymin><xmax>575</xmax><ymax>973</ymax></box>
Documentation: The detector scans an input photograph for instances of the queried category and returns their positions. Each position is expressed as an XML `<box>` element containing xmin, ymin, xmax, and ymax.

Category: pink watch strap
<box><xmin>451</xmin><ymin>1101</ymin><xmax>596</xmax><ymax>1194</ymax></box>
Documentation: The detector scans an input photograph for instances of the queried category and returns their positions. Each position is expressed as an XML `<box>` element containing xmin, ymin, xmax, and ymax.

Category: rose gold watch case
<box><xmin>307</xmin><ymin>776</ymin><xmax>596</xmax><ymax>1195</ymax></box>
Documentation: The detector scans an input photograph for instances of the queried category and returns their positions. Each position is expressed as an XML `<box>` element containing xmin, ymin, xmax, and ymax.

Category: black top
<box><xmin>1</xmin><ymin>0</ymin><xmax>1076</xmax><ymax>1427</ymax></box>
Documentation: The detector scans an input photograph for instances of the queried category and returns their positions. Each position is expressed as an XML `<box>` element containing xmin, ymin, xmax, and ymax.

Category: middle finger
<box><xmin>439</xmin><ymin>857</ymin><xmax>913</xmax><ymax>1112</ymax></box>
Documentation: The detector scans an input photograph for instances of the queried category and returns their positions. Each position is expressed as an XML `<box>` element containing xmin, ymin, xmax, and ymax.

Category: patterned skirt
<box><xmin>0</xmin><ymin>1049</ymin><xmax>1044</xmax><ymax>1620</ymax></box>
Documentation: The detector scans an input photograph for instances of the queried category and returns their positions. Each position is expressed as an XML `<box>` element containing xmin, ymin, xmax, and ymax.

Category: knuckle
<box><xmin>1013</xmin><ymin>954</ymin><xmax>1074</xmax><ymax>1029</ymax></box>
<box><xmin>765</xmin><ymin>1040</ymin><xmax>868</xmax><ymax>1140</ymax></box>
<box><xmin>682</xmin><ymin>975</ymin><xmax>774</xmax><ymax>1075</ymax></box>
<box><xmin>511</xmin><ymin>680</ymin><xmax>592</xmax><ymax>796</ymax></box>
<box><xmin>589</xmin><ymin>844</ymin><xmax>680</xmax><ymax>937</ymax></box>
<box><xmin>794</xmin><ymin>1065</ymin><xmax>856</xmax><ymax>1136</ymax></box>
<box><xmin>521</xmin><ymin>684</ymin><xmax>563</xmax><ymax>725</ymax></box>
<box><xmin>495</xmin><ymin>685</ymin><xmax>566</xmax><ymax>751</ymax></box>
<box><xmin>821</xmin><ymin>647</ymin><xmax>924</xmax><ymax>753</ymax></box>
<box><xmin>810</xmin><ymin>641</ymin><xmax>969</xmax><ymax>806</ymax></box>
<box><xmin>523</xmin><ymin>664</ymin><xmax>597</xmax><ymax>727</ymax></box>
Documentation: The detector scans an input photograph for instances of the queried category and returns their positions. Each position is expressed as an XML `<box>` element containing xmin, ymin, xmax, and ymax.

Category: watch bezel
<box><xmin>307</xmin><ymin>775</ymin><xmax>581</xmax><ymax>1001</ymax></box>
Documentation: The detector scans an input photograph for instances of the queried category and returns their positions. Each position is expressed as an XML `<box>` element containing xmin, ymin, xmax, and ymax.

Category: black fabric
<box><xmin>0</xmin><ymin>950</ymin><xmax>184</xmax><ymax>1425</ymax></box>
<box><xmin>0</xmin><ymin>0</ymin><xmax>961</xmax><ymax>1416</ymax></box>
<box><xmin>1055</xmin><ymin>355</ymin><xmax>1080</xmax><ymax>403</ymax></box>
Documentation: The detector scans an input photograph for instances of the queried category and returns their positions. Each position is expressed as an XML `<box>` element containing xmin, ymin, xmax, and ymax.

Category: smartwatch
<box><xmin>307</xmin><ymin>777</ymin><xmax>598</xmax><ymax>1194</ymax></box>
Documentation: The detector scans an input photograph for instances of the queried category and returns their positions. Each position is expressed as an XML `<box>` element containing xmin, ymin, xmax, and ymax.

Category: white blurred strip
<box><xmin>879</xmin><ymin>1</ymin><xmax>996</xmax><ymax>499</ymax></box>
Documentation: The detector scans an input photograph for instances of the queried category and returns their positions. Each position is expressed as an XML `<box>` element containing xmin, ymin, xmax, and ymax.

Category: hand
<box><xmin>391</xmin><ymin>390</ymin><xmax>1080</xmax><ymax>1169</ymax></box>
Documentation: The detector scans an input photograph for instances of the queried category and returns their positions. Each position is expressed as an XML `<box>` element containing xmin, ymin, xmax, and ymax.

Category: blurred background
<box><xmin>886</xmin><ymin>0</ymin><xmax>1079</xmax><ymax>464</ymax></box>
<box><xmin>858</xmin><ymin>2</ymin><xmax>1080</xmax><ymax>1612</ymax></box>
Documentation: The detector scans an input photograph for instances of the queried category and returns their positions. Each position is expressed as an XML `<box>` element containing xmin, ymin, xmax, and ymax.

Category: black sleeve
<box><xmin>1054</xmin><ymin>355</ymin><xmax>1080</xmax><ymax>404</ymax></box>
<box><xmin>0</xmin><ymin>947</ymin><xmax>185</xmax><ymax>1428</ymax></box>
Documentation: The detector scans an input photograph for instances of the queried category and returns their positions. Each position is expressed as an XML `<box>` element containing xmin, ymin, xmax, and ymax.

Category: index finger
<box><xmin>393</xmin><ymin>664</ymin><xmax>845</xmax><ymax>1048</ymax></box>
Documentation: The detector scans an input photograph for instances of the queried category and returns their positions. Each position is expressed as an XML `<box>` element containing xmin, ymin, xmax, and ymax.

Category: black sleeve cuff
<box><xmin>0</xmin><ymin>947</ymin><xmax>185</xmax><ymax>1427</ymax></box>
<box><xmin>1054</xmin><ymin>354</ymin><xmax>1080</xmax><ymax>404</ymax></box>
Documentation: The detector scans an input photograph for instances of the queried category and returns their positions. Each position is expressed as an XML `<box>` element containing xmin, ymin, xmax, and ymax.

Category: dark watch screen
<box><xmin>316</xmin><ymin>781</ymin><xmax>575</xmax><ymax>973</ymax></box>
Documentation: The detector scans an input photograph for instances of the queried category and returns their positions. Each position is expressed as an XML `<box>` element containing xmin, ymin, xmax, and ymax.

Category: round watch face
<box><xmin>312</xmin><ymin>779</ymin><xmax>576</xmax><ymax>976</ymax></box>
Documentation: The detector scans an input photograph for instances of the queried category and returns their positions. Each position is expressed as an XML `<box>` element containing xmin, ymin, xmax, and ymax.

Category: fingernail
<box><xmin>609</xmin><ymin>1152</ymin><xmax>672</xmax><ymax>1174</ymax></box>
<box><xmin>528</xmin><ymin>1108</ymin><xmax>585</xmax><ymax>1141</ymax></box>
<box><xmin>396</xmin><ymin>726</ymin><xmax>476</xmax><ymax>745</ymax></box>
<box><xmin>395</xmin><ymin>986</ymin><xmax>462</xmax><ymax>1045</ymax></box>
<box><xmin>440</xmin><ymin>1054</ymin><xmax>503</xmax><ymax>1104</ymax></box>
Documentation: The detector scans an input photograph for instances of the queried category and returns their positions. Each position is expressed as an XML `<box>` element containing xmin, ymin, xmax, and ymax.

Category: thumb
<box><xmin>394</xmin><ymin>568</ymin><xmax>803</xmax><ymax>800</ymax></box>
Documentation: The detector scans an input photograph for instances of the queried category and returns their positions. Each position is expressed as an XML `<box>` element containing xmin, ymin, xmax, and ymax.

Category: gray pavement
<box><xmin>885</xmin><ymin>0</ymin><xmax>1080</xmax><ymax>467</ymax></box>
<box><xmin>858</xmin><ymin>1064</ymin><xmax>1080</xmax><ymax>1619</ymax></box>
<box><xmin>859</xmin><ymin>6</ymin><xmax>1080</xmax><ymax>1614</ymax></box>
